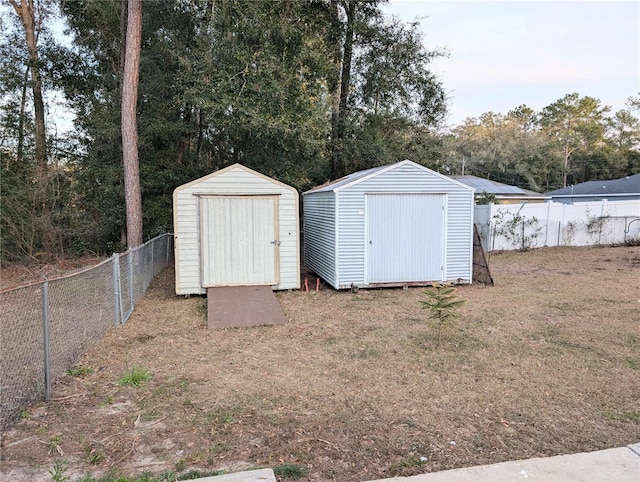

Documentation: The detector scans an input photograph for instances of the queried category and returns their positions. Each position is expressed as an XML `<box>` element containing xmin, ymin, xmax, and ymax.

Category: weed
<box><xmin>18</xmin><ymin>407</ymin><xmax>28</xmax><ymax>419</ymax></box>
<box><xmin>67</xmin><ymin>365</ymin><xmax>94</xmax><ymax>377</ymax></box>
<box><xmin>420</xmin><ymin>284</ymin><xmax>466</xmax><ymax>349</ymax></box>
<box><xmin>173</xmin><ymin>459</ymin><xmax>186</xmax><ymax>473</ymax></box>
<box><xmin>397</xmin><ymin>454</ymin><xmax>426</xmax><ymax>468</ymax></box>
<box><xmin>602</xmin><ymin>409</ymin><xmax>640</xmax><ymax>424</ymax></box>
<box><xmin>177</xmin><ymin>469</ymin><xmax>226</xmax><ymax>480</ymax></box>
<box><xmin>388</xmin><ymin>454</ymin><xmax>427</xmax><ymax>476</ymax></box>
<box><xmin>46</xmin><ymin>434</ymin><xmax>64</xmax><ymax>456</ymax></box>
<box><xmin>117</xmin><ymin>367</ymin><xmax>152</xmax><ymax>387</ymax></box>
<box><xmin>273</xmin><ymin>463</ymin><xmax>308</xmax><ymax>479</ymax></box>
<box><xmin>625</xmin><ymin>359</ymin><xmax>639</xmax><ymax>370</ymax></box>
<box><xmin>48</xmin><ymin>458</ymin><xmax>69</xmax><ymax>482</ymax></box>
<box><xmin>209</xmin><ymin>442</ymin><xmax>230</xmax><ymax>455</ymax></box>
<box><xmin>85</xmin><ymin>443</ymin><xmax>106</xmax><ymax>465</ymax></box>
<box><xmin>207</xmin><ymin>409</ymin><xmax>234</xmax><ymax>425</ymax></box>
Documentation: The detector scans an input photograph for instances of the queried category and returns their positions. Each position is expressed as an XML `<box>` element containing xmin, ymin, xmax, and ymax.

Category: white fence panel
<box><xmin>476</xmin><ymin>200</ymin><xmax>640</xmax><ymax>251</ymax></box>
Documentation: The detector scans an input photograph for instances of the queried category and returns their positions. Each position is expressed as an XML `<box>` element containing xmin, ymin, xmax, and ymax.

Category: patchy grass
<box><xmin>67</xmin><ymin>366</ymin><xmax>94</xmax><ymax>378</ymax></box>
<box><xmin>116</xmin><ymin>367</ymin><xmax>152</xmax><ymax>387</ymax></box>
<box><xmin>273</xmin><ymin>463</ymin><xmax>308</xmax><ymax>479</ymax></box>
<box><xmin>2</xmin><ymin>245</ymin><xmax>639</xmax><ymax>482</ymax></box>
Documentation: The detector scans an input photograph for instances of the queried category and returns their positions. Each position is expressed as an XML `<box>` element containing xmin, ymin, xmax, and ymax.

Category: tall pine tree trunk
<box><xmin>10</xmin><ymin>0</ymin><xmax>52</xmax><ymax>255</ymax></box>
<box><xmin>330</xmin><ymin>0</ymin><xmax>356</xmax><ymax>179</ymax></box>
<box><xmin>122</xmin><ymin>0</ymin><xmax>144</xmax><ymax>248</ymax></box>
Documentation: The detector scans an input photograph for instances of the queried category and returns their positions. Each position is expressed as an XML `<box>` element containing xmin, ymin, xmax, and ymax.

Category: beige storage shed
<box><xmin>173</xmin><ymin>164</ymin><xmax>300</xmax><ymax>295</ymax></box>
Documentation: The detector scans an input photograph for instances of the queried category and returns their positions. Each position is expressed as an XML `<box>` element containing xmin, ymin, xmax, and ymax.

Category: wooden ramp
<box><xmin>207</xmin><ymin>285</ymin><xmax>287</xmax><ymax>329</ymax></box>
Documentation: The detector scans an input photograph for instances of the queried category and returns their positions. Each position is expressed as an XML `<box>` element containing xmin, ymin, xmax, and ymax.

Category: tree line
<box><xmin>1</xmin><ymin>0</ymin><xmax>638</xmax><ymax>263</ymax></box>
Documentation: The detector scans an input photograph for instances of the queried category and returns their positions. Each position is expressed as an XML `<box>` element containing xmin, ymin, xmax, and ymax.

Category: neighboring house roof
<box><xmin>305</xmin><ymin>160</ymin><xmax>473</xmax><ymax>194</ymax></box>
<box><xmin>545</xmin><ymin>173</ymin><xmax>640</xmax><ymax>197</ymax></box>
<box><xmin>452</xmin><ymin>175</ymin><xmax>543</xmax><ymax>198</ymax></box>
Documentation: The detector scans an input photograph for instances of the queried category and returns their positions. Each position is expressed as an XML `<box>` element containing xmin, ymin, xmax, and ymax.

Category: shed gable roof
<box><xmin>304</xmin><ymin>160</ymin><xmax>474</xmax><ymax>194</ymax></box>
<box><xmin>174</xmin><ymin>163</ymin><xmax>296</xmax><ymax>195</ymax></box>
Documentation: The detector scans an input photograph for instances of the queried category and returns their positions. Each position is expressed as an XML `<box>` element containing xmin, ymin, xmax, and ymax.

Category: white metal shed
<box><xmin>303</xmin><ymin>160</ymin><xmax>475</xmax><ymax>290</ymax></box>
<box><xmin>173</xmin><ymin>164</ymin><xmax>300</xmax><ymax>295</ymax></box>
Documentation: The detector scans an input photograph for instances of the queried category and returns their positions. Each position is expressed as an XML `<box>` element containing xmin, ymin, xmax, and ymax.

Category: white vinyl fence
<box><xmin>0</xmin><ymin>234</ymin><xmax>173</xmax><ymax>430</ymax></box>
<box><xmin>475</xmin><ymin>200</ymin><xmax>640</xmax><ymax>251</ymax></box>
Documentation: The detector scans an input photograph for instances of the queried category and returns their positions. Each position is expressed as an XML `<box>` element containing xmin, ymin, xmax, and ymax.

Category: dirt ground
<box><xmin>1</xmin><ymin>245</ymin><xmax>640</xmax><ymax>481</ymax></box>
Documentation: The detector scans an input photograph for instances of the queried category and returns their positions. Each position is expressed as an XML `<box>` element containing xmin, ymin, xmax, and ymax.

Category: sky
<box><xmin>381</xmin><ymin>0</ymin><xmax>640</xmax><ymax>126</ymax></box>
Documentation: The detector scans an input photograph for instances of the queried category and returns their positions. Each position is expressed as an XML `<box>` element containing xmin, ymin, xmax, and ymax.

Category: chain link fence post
<box><xmin>41</xmin><ymin>281</ymin><xmax>51</xmax><ymax>402</ymax></box>
<box><xmin>112</xmin><ymin>255</ymin><xmax>121</xmax><ymax>325</ymax></box>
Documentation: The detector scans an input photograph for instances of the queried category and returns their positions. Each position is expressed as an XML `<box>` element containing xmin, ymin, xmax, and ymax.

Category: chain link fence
<box><xmin>0</xmin><ymin>234</ymin><xmax>173</xmax><ymax>431</ymax></box>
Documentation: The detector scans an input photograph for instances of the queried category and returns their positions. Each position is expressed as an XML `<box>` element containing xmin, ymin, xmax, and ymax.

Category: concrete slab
<box><xmin>194</xmin><ymin>468</ymin><xmax>276</xmax><ymax>482</ymax></box>
<box><xmin>207</xmin><ymin>285</ymin><xmax>286</xmax><ymax>329</ymax></box>
<box><xmin>366</xmin><ymin>445</ymin><xmax>640</xmax><ymax>482</ymax></box>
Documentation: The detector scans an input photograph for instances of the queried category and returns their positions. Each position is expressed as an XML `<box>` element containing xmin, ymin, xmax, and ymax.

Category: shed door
<box><xmin>366</xmin><ymin>193</ymin><xmax>445</xmax><ymax>283</ymax></box>
<box><xmin>200</xmin><ymin>196</ymin><xmax>279</xmax><ymax>286</ymax></box>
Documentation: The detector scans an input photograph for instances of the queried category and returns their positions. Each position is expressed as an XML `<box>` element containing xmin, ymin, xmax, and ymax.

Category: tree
<box><xmin>121</xmin><ymin>0</ymin><xmax>143</xmax><ymax>248</ymax></box>
<box><xmin>6</xmin><ymin>0</ymin><xmax>58</xmax><ymax>256</ymax></box>
<box><xmin>19</xmin><ymin>0</ymin><xmax>448</xmax><ymax>255</ymax></box>
<box><xmin>8</xmin><ymin>0</ymin><xmax>47</xmax><ymax>184</ymax></box>
<box><xmin>420</xmin><ymin>283</ymin><xmax>466</xmax><ymax>350</ymax></box>
<box><xmin>538</xmin><ymin>93</ymin><xmax>609</xmax><ymax>187</ymax></box>
<box><xmin>447</xmin><ymin>110</ymin><xmax>550</xmax><ymax>191</ymax></box>
<box><xmin>330</xmin><ymin>0</ymin><xmax>359</xmax><ymax>178</ymax></box>
<box><xmin>329</xmin><ymin>1</ymin><xmax>447</xmax><ymax>177</ymax></box>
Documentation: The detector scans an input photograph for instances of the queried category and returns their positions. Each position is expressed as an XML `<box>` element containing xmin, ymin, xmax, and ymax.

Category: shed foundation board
<box><xmin>207</xmin><ymin>286</ymin><xmax>286</xmax><ymax>329</ymax></box>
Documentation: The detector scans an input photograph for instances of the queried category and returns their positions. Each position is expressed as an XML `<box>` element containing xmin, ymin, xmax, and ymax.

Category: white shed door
<box><xmin>366</xmin><ymin>193</ymin><xmax>445</xmax><ymax>283</ymax></box>
<box><xmin>200</xmin><ymin>196</ymin><xmax>278</xmax><ymax>286</ymax></box>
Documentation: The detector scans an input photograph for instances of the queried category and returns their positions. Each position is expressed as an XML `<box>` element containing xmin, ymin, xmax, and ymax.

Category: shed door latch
<box><xmin>270</xmin><ymin>240</ymin><xmax>281</xmax><ymax>246</ymax></box>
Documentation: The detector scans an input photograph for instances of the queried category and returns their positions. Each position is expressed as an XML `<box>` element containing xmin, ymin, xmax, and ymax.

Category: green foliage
<box><xmin>67</xmin><ymin>365</ymin><xmax>94</xmax><ymax>377</ymax></box>
<box><xmin>116</xmin><ymin>367</ymin><xmax>152</xmax><ymax>387</ymax></box>
<box><xmin>625</xmin><ymin>359</ymin><xmax>639</xmax><ymax>370</ymax></box>
<box><xmin>395</xmin><ymin>455</ymin><xmax>427</xmax><ymax>469</ymax></box>
<box><xmin>2</xmin><ymin>0</ymin><xmax>640</xmax><ymax>261</ymax></box>
<box><xmin>601</xmin><ymin>409</ymin><xmax>640</xmax><ymax>424</ymax></box>
<box><xmin>420</xmin><ymin>283</ymin><xmax>466</xmax><ymax>349</ymax></box>
<box><xmin>176</xmin><ymin>469</ymin><xmax>226</xmax><ymax>480</ymax></box>
<box><xmin>72</xmin><ymin>468</ymin><xmax>226</xmax><ymax>482</ymax></box>
<box><xmin>273</xmin><ymin>463</ymin><xmax>308</xmax><ymax>479</ymax></box>
<box><xmin>49</xmin><ymin>458</ymin><xmax>70</xmax><ymax>482</ymax></box>
<box><xmin>492</xmin><ymin>206</ymin><xmax>542</xmax><ymax>251</ymax></box>
<box><xmin>476</xmin><ymin>191</ymin><xmax>496</xmax><ymax>205</ymax></box>
<box><xmin>84</xmin><ymin>444</ymin><xmax>106</xmax><ymax>465</ymax></box>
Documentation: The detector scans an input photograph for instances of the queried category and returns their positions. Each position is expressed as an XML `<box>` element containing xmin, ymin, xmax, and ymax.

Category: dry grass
<box><xmin>1</xmin><ymin>245</ymin><xmax>639</xmax><ymax>482</ymax></box>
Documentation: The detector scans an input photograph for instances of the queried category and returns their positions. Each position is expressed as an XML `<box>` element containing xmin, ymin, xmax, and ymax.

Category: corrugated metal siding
<box><xmin>302</xmin><ymin>192</ymin><xmax>337</xmax><ymax>288</ymax></box>
<box><xmin>366</xmin><ymin>194</ymin><xmax>445</xmax><ymax>283</ymax></box>
<box><xmin>445</xmin><ymin>192</ymin><xmax>474</xmax><ymax>282</ymax></box>
<box><xmin>336</xmin><ymin>162</ymin><xmax>473</xmax><ymax>287</ymax></box>
<box><xmin>174</xmin><ymin>165</ymin><xmax>299</xmax><ymax>294</ymax></box>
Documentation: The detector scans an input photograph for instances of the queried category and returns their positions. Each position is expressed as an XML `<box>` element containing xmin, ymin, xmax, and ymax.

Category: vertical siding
<box><xmin>174</xmin><ymin>166</ymin><xmax>299</xmax><ymax>295</ymax></box>
<box><xmin>200</xmin><ymin>197</ymin><xmax>276</xmax><ymax>286</ymax></box>
<box><xmin>336</xmin><ymin>163</ymin><xmax>473</xmax><ymax>287</ymax></box>
<box><xmin>302</xmin><ymin>192</ymin><xmax>337</xmax><ymax>288</ymax></box>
